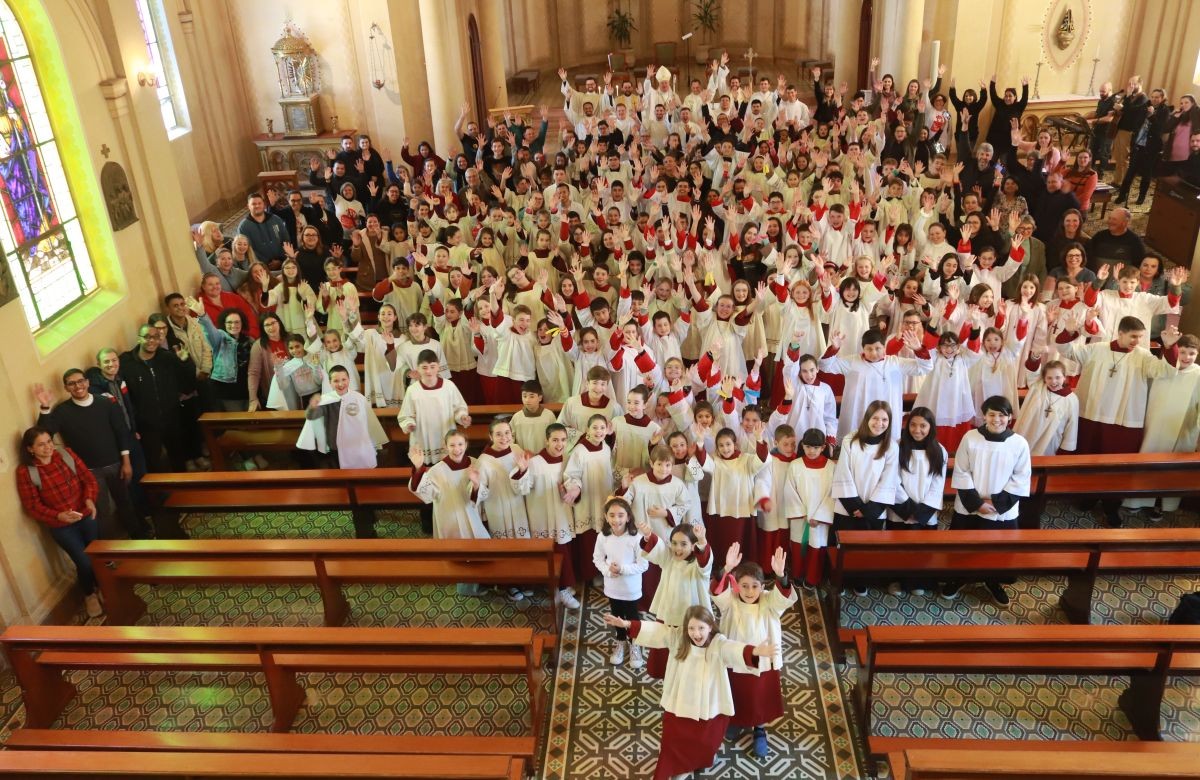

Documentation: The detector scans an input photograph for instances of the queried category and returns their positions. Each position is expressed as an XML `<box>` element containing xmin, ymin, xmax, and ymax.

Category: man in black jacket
<box><xmin>1118</xmin><ymin>88</ymin><xmax>1172</xmax><ymax>204</ymax></box>
<box><xmin>1111</xmin><ymin>77</ymin><xmax>1150</xmax><ymax>189</ymax></box>
<box><xmin>272</xmin><ymin>189</ymin><xmax>336</xmax><ymax>245</ymax></box>
<box><xmin>1031</xmin><ymin>172</ymin><xmax>1080</xmax><ymax>243</ymax></box>
<box><xmin>119</xmin><ymin>325</ymin><xmax>191</xmax><ymax>473</ymax></box>
<box><xmin>34</xmin><ymin>369</ymin><xmax>150</xmax><ymax>538</ymax></box>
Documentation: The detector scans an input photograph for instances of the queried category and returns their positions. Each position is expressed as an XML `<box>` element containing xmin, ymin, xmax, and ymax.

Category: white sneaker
<box><xmin>84</xmin><ymin>594</ymin><xmax>103</xmax><ymax>618</ymax></box>
<box><xmin>242</xmin><ymin>458</ymin><xmax>258</xmax><ymax>471</ymax></box>
<box><xmin>252</xmin><ymin>455</ymin><xmax>270</xmax><ymax>470</ymax></box>
<box><xmin>184</xmin><ymin>460</ymin><xmax>200</xmax><ymax>472</ymax></box>
<box><xmin>508</xmin><ymin>587</ymin><xmax>526</xmax><ymax>601</ymax></box>
<box><xmin>629</xmin><ymin>644</ymin><xmax>645</xmax><ymax>669</ymax></box>
<box><xmin>194</xmin><ymin>456</ymin><xmax>212</xmax><ymax>470</ymax></box>
<box><xmin>887</xmin><ymin>582</ymin><xmax>904</xmax><ymax>596</ymax></box>
<box><xmin>911</xmin><ymin>587</ymin><xmax>927</xmax><ymax>596</ymax></box>
<box><xmin>609</xmin><ymin>640</ymin><xmax>626</xmax><ymax>665</ymax></box>
<box><xmin>559</xmin><ymin>588</ymin><xmax>581</xmax><ymax>610</ymax></box>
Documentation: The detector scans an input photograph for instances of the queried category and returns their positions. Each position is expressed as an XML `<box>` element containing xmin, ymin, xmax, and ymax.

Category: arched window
<box><xmin>0</xmin><ymin>1</ymin><xmax>96</xmax><ymax>328</ymax></box>
<box><xmin>134</xmin><ymin>0</ymin><xmax>188</xmax><ymax>137</ymax></box>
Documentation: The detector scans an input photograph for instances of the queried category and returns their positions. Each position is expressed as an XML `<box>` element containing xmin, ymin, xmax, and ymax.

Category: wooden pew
<box><xmin>142</xmin><ymin>466</ymin><xmax>417</xmax><ymax>511</ymax></box>
<box><xmin>827</xmin><ymin>528</ymin><xmax>1200</xmax><ymax>661</ymax></box>
<box><xmin>88</xmin><ymin>538</ymin><xmax>562</xmax><ymax>634</ymax></box>
<box><xmin>888</xmin><ymin>743</ymin><xmax>1200</xmax><ymax>779</ymax></box>
<box><xmin>854</xmin><ymin>624</ymin><xmax>1200</xmax><ymax>760</ymax></box>
<box><xmin>5</xmin><ymin>729</ymin><xmax>534</xmax><ymax>760</ymax></box>
<box><xmin>1</xmin><ymin>625</ymin><xmax>544</xmax><ymax>745</ymax></box>
<box><xmin>201</xmin><ymin>404</ymin><xmax>564</xmax><ymax>471</ymax></box>
<box><xmin>926</xmin><ymin>452</ymin><xmax>1200</xmax><ymax>504</ymax></box>
<box><xmin>0</xmin><ymin>750</ymin><xmax>526</xmax><ymax>778</ymax></box>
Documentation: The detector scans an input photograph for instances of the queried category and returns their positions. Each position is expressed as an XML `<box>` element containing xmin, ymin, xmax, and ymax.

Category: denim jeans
<box><xmin>48</xmin><ymin>515</ymin><xmax>99</xmax><ymax>594</ymax></box>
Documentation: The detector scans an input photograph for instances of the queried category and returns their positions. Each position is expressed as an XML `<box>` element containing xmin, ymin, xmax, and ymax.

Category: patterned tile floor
<box><xmin>1</xmin><ymin>502</ymin><xmax>1197</xmax><ymax>779</ymax></box>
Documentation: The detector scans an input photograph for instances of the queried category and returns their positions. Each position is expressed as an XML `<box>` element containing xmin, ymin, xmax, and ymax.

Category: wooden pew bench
<box><xmin>1</xmin><ymin>625</ymin><xmax>544</xmax><ymax>744</ymax></box>
<box><xmin>199</xmin><ymin>405</ymin><xmax>517</xmax><ymax>470</ymax></box>
<box><xmin>200</xmin><ymin>405</ymin><xmax>561</xmax><ymax>470</ymax></box>
<box><xmin>854</xmin><ymin>624</ymin><xmax>1200</xmax><ymax>760</ymax></box>
<box><xmin>5</xmin><ymin>729</ymin><xmax>535</xmax><ymax>762</ymax></box>
<box><xmin>88</xmin><ymin>538</ymin><xmax>562</xmax><ymax>634</ymax></box>
<box><xmin>142</xmin><ymin>467</ymin><xmax>417</xmax><ymax>511</ymax></box>
<box><xmin>887</xmin><ymin>742</ymin><xmax>1200</xmax><ymax>780</ymax></box>
<box><xmin>827</xmin><ymin>528</ymin><xmax>1200</xmax><ymax>661</ymax></box>
<box><xmin>0</xmin><ymin>750</ymin><xmax>526</xmax><ymax>778</ymax></box>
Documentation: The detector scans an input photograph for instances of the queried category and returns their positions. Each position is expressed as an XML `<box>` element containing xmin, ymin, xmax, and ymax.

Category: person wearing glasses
<box><xmin>33</xmin><ymin>368</ymin><xmax>150</xmax><ymax>539</ymax></box>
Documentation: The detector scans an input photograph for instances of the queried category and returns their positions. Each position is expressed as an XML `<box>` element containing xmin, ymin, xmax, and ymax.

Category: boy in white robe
<box><xmin>820</xmin><ymin>329</ymin><xmax>933</xmax><ymax>439</ymax></box>
<box><xmin>1123</xmin><ymin>328</ymin><xmax>1200</xmax><ymax>519</ymax></box>
<box><xmin>297</xmin><ymin>366</ymin><xmax>387</xmax><ymax>470</ymax></box>
<box><xmin>397</xmin><ymin>350</ymin><xmax>471</xmax><ymax>463</ymax></box>
<box><xmin>1055</xmin><ymin>315</ymin><xmax>1177</xmax><ymax>526</ymax></box>
<box><xmin>945</xmin><ymin>395</ymin><xmax>1032</xmax><ymax>604</ymax></box>
<box><xmin>510</xmin><ymin>381</ymin><xmax>558</xmax><ymax>454</ymax></box>
<box><xmin>558</xmin><ymin>366</ymin><xmax>623</xmax><ymax>446</ymax></box>
<box><xmin>754</xmin><ymin>426</ymin><xmax>800</xmax><ymax>572</ymax></box>
<box><xmin>397</xmin><ymin>349</ymin><xmax>471</xmax><ymax>536</ymax></box>
<box><xmin>1087</xmin><ymin>264</ymin><xmax>1183</xmax><ymax>342</ymax></box>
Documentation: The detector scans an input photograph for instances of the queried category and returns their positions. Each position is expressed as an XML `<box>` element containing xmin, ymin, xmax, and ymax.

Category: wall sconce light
<box><xmin>368</xmin><ymin>23</ymin><xmax>386</xmax><ymax>90</ymax></box>
<box><xmin>137</xmin><ymin>71</ymin><xmax>160</xmax><ymax>88</ymax></box>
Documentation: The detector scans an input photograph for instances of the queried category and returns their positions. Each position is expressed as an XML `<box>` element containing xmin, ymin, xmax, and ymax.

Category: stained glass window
<box><xmin>134</xmin><ymin>0</ymin><xmax>188</xmax><ymax>136</ymax></box>
<box><xmin>0</xmin><ymin>2</ymin><xmax>94</xmax><ymax>329</ymax></box>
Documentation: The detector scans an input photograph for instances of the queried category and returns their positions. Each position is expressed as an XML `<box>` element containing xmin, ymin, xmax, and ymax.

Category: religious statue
<box><xmin>101</xmin><ymin>161</ymin><xmax>137</xmax><ymax>231</ymax></box>
<box><xmin>271</xmin><ymin>22</ymin><xmax>324</xmax><ymax>137</ymax></box>
<box><xmin>1056</xmin><ymin>9</ymin><xmax>1075</xmax><ymax>49</ymax></box>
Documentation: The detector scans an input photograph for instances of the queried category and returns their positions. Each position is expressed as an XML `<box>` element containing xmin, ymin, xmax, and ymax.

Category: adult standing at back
<box><xmin>237</xmin><ymin>193</ymin><xmax>288</xmax><ymax>268</ymax></box>
<box><xmin>984</xmin><ymin>75</ymin><xmax>1029</xmax><ymax>156</ymax></box>
<box><xmin>1110</xmin><ymin>77</ymin><xmax>1149</xmax><ymax>189</ymax></box>
<box><xmin>34</xmin><ymin>369</ymin><xmax>150</xmax><ymax>539</ymax></box>
<box><xmin>120</xmin><ymin>324</ymin><xmax>191</xmax><ymax>473</ymax></box>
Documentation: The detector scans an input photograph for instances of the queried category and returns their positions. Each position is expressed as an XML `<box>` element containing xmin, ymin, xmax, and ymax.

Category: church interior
<box><xmin>1</xmin><ymin>0</ymin><xmax>1200</xmax><ymax>778</ymax></box>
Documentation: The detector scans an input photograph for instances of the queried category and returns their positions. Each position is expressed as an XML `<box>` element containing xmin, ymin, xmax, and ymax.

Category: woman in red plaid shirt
<box><xmin>16</xmin><ymin>427</ymin><xmax>103</xmax><ymax>618</ymax></box>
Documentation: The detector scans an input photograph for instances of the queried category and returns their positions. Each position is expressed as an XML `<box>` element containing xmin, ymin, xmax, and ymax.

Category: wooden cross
<box><xmin>100</xmin><ymin>144</ymin><xmax>110</xmax><ymax>159</ymax></box>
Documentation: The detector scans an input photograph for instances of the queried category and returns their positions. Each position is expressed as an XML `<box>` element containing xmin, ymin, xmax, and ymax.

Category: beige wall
<box><xmin>505</xmin><ymin>0</ymin><xmax>837</xmax><ymax>73</ymax></box>
<box><xmin>0</xmin><ymin>0</ymin><xmax>203</xmax><ymax>629</ymax></box>
<box><xmin>164</xmin><ymin>0</ymin><xmax>258</xmax><ymax>221</ymax></box>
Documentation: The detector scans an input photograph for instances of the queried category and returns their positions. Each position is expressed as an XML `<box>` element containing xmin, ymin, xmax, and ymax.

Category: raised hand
<box><xmin>1161</xmin><ymin>324</ymin><xmax>1182</xmax><ymax>347</ymax></box>
<box><xmin>32</xmin><ymin>382</ymin><xmax>53</xmax><ymax>408</ymax></box>
<box><xmin>724</xmin><ymin>541</ymin><xmax>743</xmax><ymax>572</ymax></box>
<box><xmin>771</xmin><ymin>546</ymin><xmax>787</xmax><ymax>579</ymax></box>
<box><xmin>408</xmin><ymin>446</ymin><xmax>424</xmax><ymax>469</ymax></box>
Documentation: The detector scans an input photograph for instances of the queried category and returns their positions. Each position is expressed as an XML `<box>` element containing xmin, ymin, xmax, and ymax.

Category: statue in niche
<box><xmin>101</xmin><ymin>161</ymin><xmax>137</xmax><ymax>231</ymax></box>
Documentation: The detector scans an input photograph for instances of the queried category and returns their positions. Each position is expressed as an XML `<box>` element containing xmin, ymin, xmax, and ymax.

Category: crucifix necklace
<box><xmin>1109</xmin><ymin>351</ymin><xmax>1129</xmax><ymax>378</ymax></box>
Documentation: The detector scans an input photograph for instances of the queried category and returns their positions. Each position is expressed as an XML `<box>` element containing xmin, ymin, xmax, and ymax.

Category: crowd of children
<box><xmin>24</xmin><ymin>52</ymin><xmax>1200</xmax><ymax>780</ymax></box>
